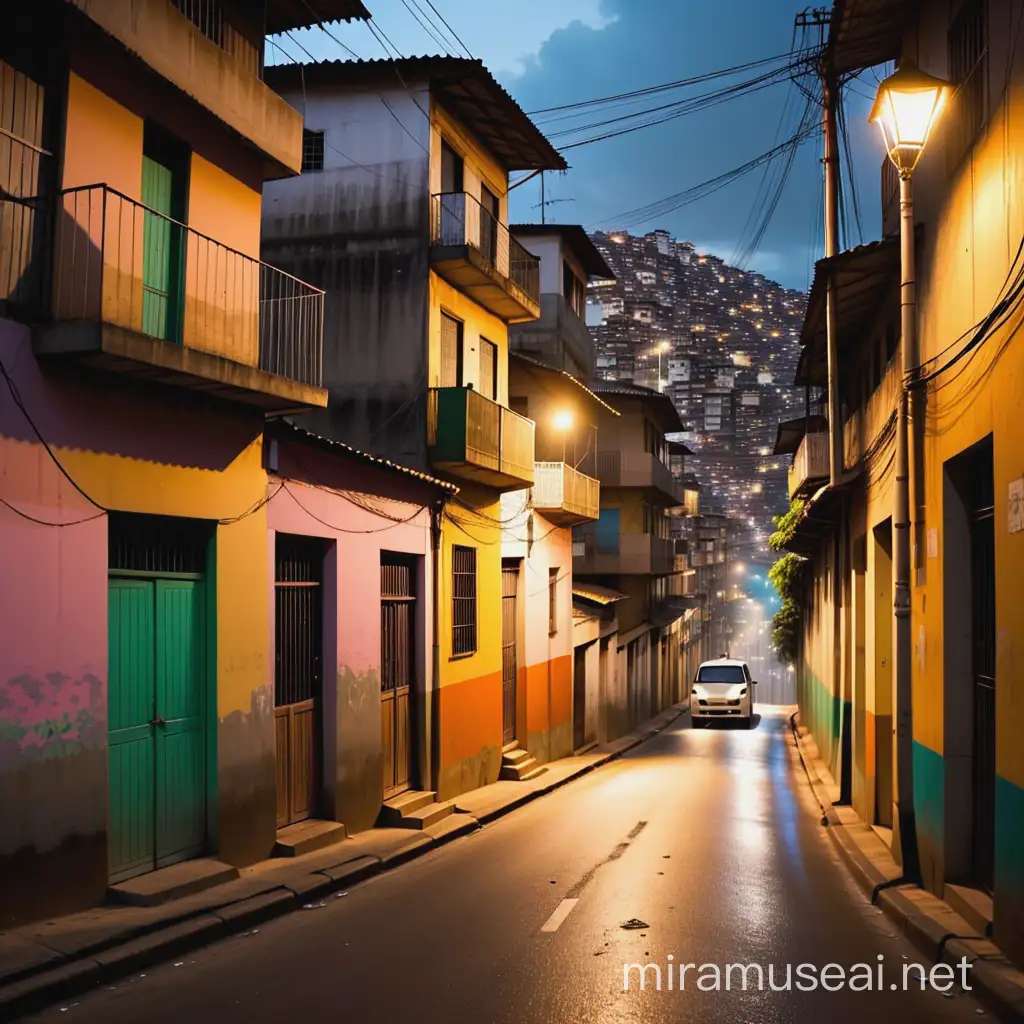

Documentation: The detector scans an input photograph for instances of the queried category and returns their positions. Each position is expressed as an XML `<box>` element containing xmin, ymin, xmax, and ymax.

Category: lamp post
<box><xmin>870</xmin><ymin>58</ymin><xmax>949</xmax><ymax>879</ymax></box>
<box><xmin>553</xmin><ymin>410</ymin><xmax>574</xmax><ymax>464</ymax></box>
<box><xmin>655</xmin><ymin>340</ymin><xmax>671</xmax><ymax>393</ymax></box>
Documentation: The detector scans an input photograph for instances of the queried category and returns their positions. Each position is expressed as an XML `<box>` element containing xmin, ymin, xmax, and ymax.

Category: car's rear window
<box><xmin>697</xmin><ymin>665</ymin><xmax>746</xmax><ymax>683</ymax></box>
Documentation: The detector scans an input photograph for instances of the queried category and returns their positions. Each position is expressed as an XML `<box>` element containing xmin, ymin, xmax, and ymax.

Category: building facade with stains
<box><xmin>264</xmin><ymin>422</ymin><xmax>453</xmax><ymax>840</ymax></box>
<box><xmin>260</xmin><ymin>57</ymin><xmax>567</xmax><ymax>807</ymax></box>
<box><xmin>0</xmin><ymin>0</ymin><xmax>365</xmax><ymax>925</ymax></box>
<box><xmin>499</xmin><ymin>355</ymin><xmax>607</xmax><ymax>776</ymax></box>
<box><xmin>782</xmin><ymin>0</ymin><xmax>1024</xmax><ymax>969</ymax></box>
<box><xmin>573</xmin><ymin>381</ymin><xmax>692</xmax><ymax>736</ymax></box>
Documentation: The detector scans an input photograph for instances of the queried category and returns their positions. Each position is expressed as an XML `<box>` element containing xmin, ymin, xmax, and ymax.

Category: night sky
<box><xmin>277</xmin><ymin>0</ymin><xmax>891</xmax><ymax>290</ymax></box>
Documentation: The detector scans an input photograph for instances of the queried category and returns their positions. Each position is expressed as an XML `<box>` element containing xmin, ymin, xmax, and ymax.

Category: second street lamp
<box><xmin>870</xmin><ymin>58</ymin><xmax>949</xmax><ymax>879</ymax></box>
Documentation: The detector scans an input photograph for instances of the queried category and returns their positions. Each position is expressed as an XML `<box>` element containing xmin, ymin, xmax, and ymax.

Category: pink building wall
<box><xmin>266</xmin><ymin>432</ymin><xmax>441</xmax><ymax>831</ymax></box>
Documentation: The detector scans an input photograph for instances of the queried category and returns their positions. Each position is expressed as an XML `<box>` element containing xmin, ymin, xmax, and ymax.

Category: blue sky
<box><xmin>278</xmin><ymin>0</ymin><xmax>889</xmax><ymax>291</ymax></box>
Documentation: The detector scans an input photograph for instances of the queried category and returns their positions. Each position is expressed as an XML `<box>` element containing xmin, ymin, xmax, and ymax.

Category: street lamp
<box><xmin>553</xmin><ymin>410</ymin><xmax>573</xmax><ymax>462</ymax></box>
<box><xmin>870</xmin><ymin>58</ymin><xmax>949</xmax><ymax>879</ymax></box>
<box><xmin>869</xmin><ymin>60</ymin><xmax>950</xmax><ymax>176</ymax></box>
<box><xmin>654</xmin><ymin>340</ymin><xmax>671</xmax><ymax>393</ymax></box>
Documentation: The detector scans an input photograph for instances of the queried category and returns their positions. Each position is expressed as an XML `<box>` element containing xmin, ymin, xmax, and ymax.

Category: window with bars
<box><xmin>302</xmin><ymin>129</ymin><xmax>325</xmax><ymax>173</ymax></box>
<box><xmin>451</xmin><ymin>545</ymin><xmax>477</xmax><ymax>656</ymax></box>
<box><xmin>274</xmin><ymin>534</ymin><xmax>324</xmax><ymax>708</ymax></box>
<box><xmin>563</xmin><ymin>261</ymin><xmax>586</xmax><ymax>317</ymax></box>
<box><xmin>548</xmin><ymin>568</ymin><xmax>559</xmax><ymax>635</ymax></box>
<box><xmin>947</xmin><ymin>0</ymin><xmax>988</xmax><ymax>168</ymax></box>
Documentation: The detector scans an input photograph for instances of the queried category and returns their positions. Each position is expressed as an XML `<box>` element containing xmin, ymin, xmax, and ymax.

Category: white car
<box><xmin>690</xmin><ymin>657</ymin><xmax>755</xmax><ymax>727</ymax></box>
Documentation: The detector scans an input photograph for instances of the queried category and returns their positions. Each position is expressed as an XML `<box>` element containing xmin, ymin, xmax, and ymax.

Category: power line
<box><xmin>421</xmin><ymin>0</ymin><xmax>475</xmax><ymax>59</ymax></box>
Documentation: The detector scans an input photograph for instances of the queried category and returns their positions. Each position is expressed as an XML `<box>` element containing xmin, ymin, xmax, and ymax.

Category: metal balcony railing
<box><xmin>47</xmin><ymin>184</ymin><xmax>323</xmax><ymax>386</ymax></box>
<box><xmin>573</xmin><ymin>529</ymin><xmax>676</xmax><ymax>575</ymax></box>
<box><xmin>430</xmin><ymin>191</ymin><xmax>540</xmax><ymax>305</ymax></box>
<box><xmin>592</xmin><ymin>450</ymin><xmax>683</xmax><ymax>503</ymax></box>
<box><xmin>0</xmin><ymin>127</ymin><xmax>50</xmax><ymax>314</ymax></box>
<box><xmin>428</xmin><ymin>386</ymin><xmax>536</xmax><ymax>490</ymax></box>
<box><xmin>788</xmin><ymin>430</ymin><xmax>830</xmax><ymax>498</ymax></box>
<box><xmin>533</xmin><ymin>461</ymin><xmax>600</xmax><ymax>524</ymax></box>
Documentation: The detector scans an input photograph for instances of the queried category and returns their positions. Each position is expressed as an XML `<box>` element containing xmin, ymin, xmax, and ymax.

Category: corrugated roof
<box><xmin>827</xmin><ymin>0</ymin><xmax>908</xmax><ymax>76</ymax></box>
<box><xmin>573</xmin><ymin>582</ymin><xmax>629</xmax><ymax>605</ymax></box>
<box><xmin>266</xmin><ymin>0</ymin><xmax>370</xmax><ymax>35</ymax></box>
<box><xmin>264</xmin><ymin>57</ymin><xmax>566</xmax><ymax>172</ymax></box>
<box><xmin>510</xmin><ymin>353</ymin><xmax>620</xmax><ymax>416</ymax></box>
<box><xmin>510</xmin><ymin>224</ymin><xmax>615</xmax><ymax>280</ymax></box>
<box><xmin>588</xmin><ymin>379</ymin><xmax>685</xmax><ymax>433</ymax></box>
<box><xmin>273</xmin><ymin>421</ymin><xmax>458</xmax><ymax>492</ymax></box>
<box><xmin>796</xmin><ymin>238</ymin><xmax>900</xmax><ymax>387</ymax></box>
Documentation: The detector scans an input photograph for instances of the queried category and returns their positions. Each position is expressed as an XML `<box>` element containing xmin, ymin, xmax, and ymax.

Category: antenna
<box><xmin>534</xmin><ymin>171</ymin><xmax>575</xmax><ymax>224</ymax></box>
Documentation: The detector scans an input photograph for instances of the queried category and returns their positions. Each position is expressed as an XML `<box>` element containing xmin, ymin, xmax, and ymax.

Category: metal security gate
<box><xmin>274</xmin><ymin>535</ymin><xmax>323</xmax><ymax>828</ymax></box>
<box><xmin>107</xmin><ymin>513</ymin><xmax>208</xmax><ymax>883</ymax></box>
<box><xmin>501</xmin><ymin>562</ymin><xmax>519</xmax><ymax>744</ymax></box>
<box><xmin>969</xmin><ymin>459</ymin><xmax>996</xmax><ymax>893</ymax></box>
<box><xmin>382</xmin><ymin>554</ymin><xmax>415</xmax><ymax>799</ymax></box>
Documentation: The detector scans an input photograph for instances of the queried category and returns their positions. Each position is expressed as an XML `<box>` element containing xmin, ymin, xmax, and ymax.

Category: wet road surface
<box><xmin>34</xmin><ymin>708</ymin><xmax>985</xmax><ymax>1023</ymax></box>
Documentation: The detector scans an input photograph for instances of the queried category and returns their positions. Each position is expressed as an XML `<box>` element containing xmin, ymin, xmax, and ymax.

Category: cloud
<box><xmin>498</xmin><ymin>0</ymin><xmax>887</xmax><ymax>289</ymax></box>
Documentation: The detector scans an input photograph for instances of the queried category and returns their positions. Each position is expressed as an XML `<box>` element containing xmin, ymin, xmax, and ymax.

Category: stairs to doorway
<box><xmin>380</xmin><ymin>790</ymin><xmax>455</xmax><ymax>829</ymax></box>
<box><xmin>499</xmin><ymin>746</ymin><xmax>547</xmax><ymax>782</ymax></box>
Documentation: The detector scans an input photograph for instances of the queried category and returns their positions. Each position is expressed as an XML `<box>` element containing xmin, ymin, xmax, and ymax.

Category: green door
<box><xmin>141</xmin><ymin>155</ymin><xmax>178</xmax><ymax>341</ymax></box>
<box><xmin>108</xmin><ymin>578</ymin><xmax>206</xmax><ymax>882</ymax></box>
<box><xmin>108</xmin><ymin>580</ymin><xmax>157</xmax><ymax>881</ymax></box>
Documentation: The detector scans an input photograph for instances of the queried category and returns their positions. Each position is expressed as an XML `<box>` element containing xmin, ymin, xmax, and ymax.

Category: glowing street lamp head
<box><xmin>553</xmin><ymin>410</ymin><xmax>574</xmax><ymax>432</ymax></box>
<box><xmin>656</xmin><ymin>340</ymin><xmax>671</xmax><ymax>353</ymax></box>
<box><xmin>870</xmin><ymin>59</ymin><xmax>950</xmax><ymax>176</ymax></box>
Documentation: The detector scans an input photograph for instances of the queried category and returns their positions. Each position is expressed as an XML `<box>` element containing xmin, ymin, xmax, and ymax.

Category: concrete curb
<box><xmin>789</xmin><ymin>712</ymin><xmax>1024</xmax><ymax>1023</ymax></box>
<box><xmin>0</xmin><ymin>707</ymin><xmax>685</xmax><ymax>1019</ymax></box>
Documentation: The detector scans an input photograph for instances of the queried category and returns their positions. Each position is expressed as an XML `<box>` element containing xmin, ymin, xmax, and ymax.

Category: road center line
<box><xmin>540</xmin><ymin>898</ymin><xmax>579</xmax><ymax>933</ymax></box>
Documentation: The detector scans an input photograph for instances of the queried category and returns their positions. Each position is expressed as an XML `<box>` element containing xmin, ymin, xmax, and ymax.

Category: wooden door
<box><xmin>479</xmin><ymin>185</ymin><xmax>499</xmax><ymax>264</ymax></box>
<box><xmin>381</xmin><ymin>555</ymin><xmax>415</xmax><ymax>798</ymax></box>
<box><xmin>141</xmin><ymin>155</ymin><xmax>178</xmax><ymax>341</ymax></box>
<box><xmin>108</xmin><ymin>577</ymin><xmax>206</xmax><ymax>882</ymax></box>
<box><xmin>274</xmin><ymin>535</ymin><xmax>323</xmax><ymax>828</ymax></box>
<box><xmin>501</xmin><ymin>562</ymin><xmax>519</xmax><ymax>744</ymax></box>
<box><xmin>573</xmin><ymin>647</ymin><xmax>586</xmax><ymax>752</ymax></box>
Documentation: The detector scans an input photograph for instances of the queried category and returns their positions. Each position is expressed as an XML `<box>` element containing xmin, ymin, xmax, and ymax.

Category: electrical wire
<box><xmin>421</xmin><ymin>0</ymin><xmax>475</xmax><ymax>59</ymax></box>
<box><xmin>399</xmin><ymin>0</ymin><xmax>455</xmax><ymax>55</ymax></box>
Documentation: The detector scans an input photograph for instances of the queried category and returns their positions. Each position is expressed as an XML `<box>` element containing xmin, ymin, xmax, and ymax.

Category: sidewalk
<box><xmin>790</xmin><ymin>711</ymin><xmax>1024</xmax><ymax>1023</ymax></box>
<box><xmin>0</xmin><ymin>705</ymin><xmax>685</xmax><ymax>1019</ymax></box>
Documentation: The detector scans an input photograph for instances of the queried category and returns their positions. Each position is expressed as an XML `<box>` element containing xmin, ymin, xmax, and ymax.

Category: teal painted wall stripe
<box><xmin>912</xmin><ymin>740</ymin><xmax>944</xmax><ymax>849</ymax></box>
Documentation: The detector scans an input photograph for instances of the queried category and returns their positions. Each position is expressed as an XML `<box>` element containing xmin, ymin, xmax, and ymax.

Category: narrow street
<box><xmin>34</xmin><ymin>710</ymin><xmax>981</xmax><ymax>1024</ymax></box>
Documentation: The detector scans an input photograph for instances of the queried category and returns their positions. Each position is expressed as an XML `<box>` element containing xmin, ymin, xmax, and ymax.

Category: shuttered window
<box><xmin>478</xmin><ymin>338</ymin><xmax>497</xmax><ymax>400</ymax></box>
<box><xmin>947</xmin><ymin>0</ymin><xmax>987</xmax><ymax>168</ymax></box>
<box><xmin>440</xmin><ymin>312</ymin><xmax>463</xmax><ymax>388</ymax></box>
<box><xmin>452</xmin><ymin>545</ymin><xmax>477</xmax><ymax>656</ymax></box>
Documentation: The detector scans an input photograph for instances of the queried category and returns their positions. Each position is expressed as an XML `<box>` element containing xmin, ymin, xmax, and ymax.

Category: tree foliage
<box><xmin>768</xmin><ymin>551</ymin><xmax>807</xmax><ymax>665</ymax></box>
<box><xmin>769</xmin><ymin>497</ymin><xmax>805</xmax><ymax>551</ymax></box>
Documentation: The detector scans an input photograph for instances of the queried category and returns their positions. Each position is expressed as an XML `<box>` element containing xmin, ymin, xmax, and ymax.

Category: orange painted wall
<box><xmin>437</xmin><ymin>669</ymin><xmax>502</xmax><ymax>799</ymax></box>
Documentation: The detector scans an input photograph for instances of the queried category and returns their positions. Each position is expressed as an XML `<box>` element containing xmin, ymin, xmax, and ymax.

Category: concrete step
<box><xmin>499</xmin><ymin>755</ymin><xmax>543</xmax><ymax>781</ymax></box>
<box><xmin>396</xmin><ymin>800</ymin><xmax>456</xmax><ymax>830</ymax></box>
<box><xmin>273</xmin><ymin>819</ymin><xmax>346</xmax><ymax>858</ymax></box>
<box><xmin>519</xmin><ymin>765</ymin><xmax>549</xmax><ymax>782</ymax></box>
<box><xmin>944</xmin><ymin>884</ymin><xmax>993</xmax><ymax>936</ymax></box>
<box><xmin>380</xmin><ymin>790</ymin><xmax>437</xmax><ymax>825</ymax></box>
<box><xmin>502</xmin><ymin>747</ymin><xmax>532</xmax><ymax>766</ymax></box>
<box><xmin>108</xmin><ymin>858</ymin><xmax>239</xmax><ymax>907</ymax></box>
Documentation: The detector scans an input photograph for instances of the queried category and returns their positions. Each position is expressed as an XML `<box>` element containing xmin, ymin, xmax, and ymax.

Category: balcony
<box><xmin>509</xmin><ymin>292</ymin><xmax>596</xmax><ymax>377</ymax></box>
<box><xmin>28</xmin><ymin>185</ymin><xmax>325</xmax><ymax>413</ymax></box>
<box><xmin>532</xmin><ymin>462</ymin><xmax>600</xmax><ymax>526</ymax></box>
<box><xmin>591</xmin><ymin>450</ymin><xmax>683</xmax><ymax>504</ymax></box>
<box><xmin>428</xmin><ymin>386</ymin><xmax>535</xmax><ymax>491</ymax></box>
<box><xmin>429</xmin><ymin>193</ymin><xmax>540</xmax><ymax>322</ymax></box>
<box><xmin>69</xmin><ymin>0</ymin><xmax>304</xmax><ymax>174</ymax></box>
<box><xmin>788</xmin><ymin>431</ymin><xmax>830</xmax><ymax>498</ymax></box>
<box><xmin>573</xmin><ymin>530</ymin><xmax>676</xmax><ymax>576</ymax></box>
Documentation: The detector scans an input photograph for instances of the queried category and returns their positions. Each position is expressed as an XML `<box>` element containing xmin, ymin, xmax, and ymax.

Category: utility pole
<box><xmin>540</xmin><ymin>172</ymin><xmax>545</xmax><ymax>224</ymax></box>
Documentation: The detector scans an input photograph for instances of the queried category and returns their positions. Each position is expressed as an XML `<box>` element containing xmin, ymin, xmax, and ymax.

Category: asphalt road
<box><xmin>36</xmin><ymin>708</ymin><xmax>985</xmax><ymax>1024</ymax></box>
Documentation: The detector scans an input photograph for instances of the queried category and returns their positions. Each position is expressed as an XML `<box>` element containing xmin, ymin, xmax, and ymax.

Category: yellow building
<box><xmin>0</xmin><ymin>0</ymin><xmax>350</xmax><ymax>924</ymax></box>
<box><xmin>261</xmin><ymin>57</ymin><xmax>566</xmax><ymax>809</ymax></box>
<box><xmin>783</xmin><ymin>0</ymin><xmax>1024</xmax><ymax>969</ymax></box>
